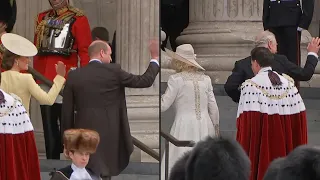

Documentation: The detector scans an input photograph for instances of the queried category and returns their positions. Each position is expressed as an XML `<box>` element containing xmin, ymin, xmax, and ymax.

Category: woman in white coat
<box><xmin>161</xmin><ymin>44</ymin><xmax>220</xmax><ymax>180</ymax></box>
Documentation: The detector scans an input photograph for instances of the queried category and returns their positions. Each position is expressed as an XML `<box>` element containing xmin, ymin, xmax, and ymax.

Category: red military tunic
<box><xmin>33</xmin><ymin>6</ymin><xmax>91</xmax><ymax>81</ymax></box>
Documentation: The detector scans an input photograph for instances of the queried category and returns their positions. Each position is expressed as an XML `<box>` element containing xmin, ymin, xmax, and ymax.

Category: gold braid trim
<box><xmin>68</xmin><ymin>6</ymin><xmax>85</xmax><ymax>16</ymax></box>
<box><xmin>282</xmin><ymin>73</ymin><xmax>295</xmax><ymax>84</ymax></box>
<box><xmin>242</xmin><ymin>79</ymin><xmax>292</xmax><ymax>100</ymax></box>
<box><xmin>35</xmin><ymin>10</ymin><xmax>77</xmax><ymax>48</ymax></box>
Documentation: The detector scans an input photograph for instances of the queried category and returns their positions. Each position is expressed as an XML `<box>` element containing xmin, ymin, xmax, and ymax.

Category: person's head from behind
<box><xmin>169</xmin><ymin>136</ymin><xmax>251</xmax><ymax>180</ymax></box>
<box><xmin>169</xmin><ymin>44</ymin><xmax>203</xmax><ymax>72</ymax></box>
<box><xmin>251</xmin><ymin>47</ymin><xmax>282</xmax><ymax>86</ymax></box>
<box><xmin>171</xmin><ymin>59</ymin><xmax>198</xmax><ymax>72</ymax></box>
<box><xmin>1</xmin><ymin>33</ymin><xmax>38</xmax><ymax>71</ymax></box>
<box><xmin>255</xmin><ymin>30</ymin><xmax>278</xmax><ymax>54</ymax></box>
<box><xmin>251</xmin><ymin>47</ymin><xmax>273</xmax><ymax>75</ymax></box>
<box><xmin>91</xmin><ymin>27</ymin><xmax>109</xmax><ymax>42</ymax></box>
<box><xmin>2</xmin><ymin>50</ymin><xmax>30</xmax><ymax>71</ymax></box>
<box><xmin>63</xmin><ymin>129</ymin><xmax>100</xmax><ymax>168</ymax></box>
<box><xmin>88</xmin><ymin>40</ymin><xmax>112</xmax><ymax>63</ymax></box>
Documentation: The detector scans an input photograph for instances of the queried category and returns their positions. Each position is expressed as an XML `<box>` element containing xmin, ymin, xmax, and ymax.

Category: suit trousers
<box><xmin>269</xmin><ymin>26</ymin><xmax>302</xmax><ymax>88</ymax></box>
<box><xmin>40</xmin><ymin>103</ymin><xmax>63</xmax><ymax>159</ymax></box>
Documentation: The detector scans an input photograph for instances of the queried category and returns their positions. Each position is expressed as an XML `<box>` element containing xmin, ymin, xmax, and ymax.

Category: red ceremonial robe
<box><xmin>236</xmin><ymin>67</ymin><xmax>307</xmax><ymax>180</ymax></box>
<box><xmin>0</xmin><ymin>90</ymin><xmax>41</xmax><ymax>180</ymax></box>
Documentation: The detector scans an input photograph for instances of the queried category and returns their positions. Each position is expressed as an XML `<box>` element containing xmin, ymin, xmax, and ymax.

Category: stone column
<box><xmin>161</xmin><ymin>0</ymin><xmax>320</xmax><ymax>87</ymax></box>
<box><xmin>116</xmin><ymin>0</ymin><xmax>160</xmax><ymax>162</ymax></box>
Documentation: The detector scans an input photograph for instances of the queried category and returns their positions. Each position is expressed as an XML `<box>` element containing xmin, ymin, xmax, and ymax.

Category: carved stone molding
<box><xmin>168</xmin><ymin>0</ymin><xmax>317</xmax><ymax>87</ymax></box>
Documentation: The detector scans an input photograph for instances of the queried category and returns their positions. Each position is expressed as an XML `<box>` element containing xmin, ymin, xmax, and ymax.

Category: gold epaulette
<box><xmin>282</xmin><ymin>73</ymin><xmax>294</xmax><ymax>84</ymax></box>
<box><xmin>68</xmin><ymin>7</ymin><xmax>85</xmax><ymax>16</ymax></box>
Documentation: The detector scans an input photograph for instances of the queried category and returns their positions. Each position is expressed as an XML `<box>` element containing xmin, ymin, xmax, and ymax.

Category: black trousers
<box><xmin>269</xmin><ymin>26</ymin><xmax>302</xmax><ymax>88</ymax></box>
<box><xmin>41</xmin><ymin>103</ymin><xmax>63</xmax><ymax>159</ymax></box>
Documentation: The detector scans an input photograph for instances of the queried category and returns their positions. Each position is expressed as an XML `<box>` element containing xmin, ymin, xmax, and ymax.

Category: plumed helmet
<box><xmin>0</xmin><ymin>0</ymin><xmax>17</xmax><ymax>33</ymax></box>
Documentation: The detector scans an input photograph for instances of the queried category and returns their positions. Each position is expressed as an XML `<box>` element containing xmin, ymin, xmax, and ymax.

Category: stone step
<box><xmin>40</xmin><ymin>160</ymin><xmax>159</xmax><ymax>180</ymax></box>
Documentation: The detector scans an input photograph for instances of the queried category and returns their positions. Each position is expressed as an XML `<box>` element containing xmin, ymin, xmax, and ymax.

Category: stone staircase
<box><xmin>40</xmin><ymin>160</ymin><xmax>159</xmax><ymax>180</ymax></box>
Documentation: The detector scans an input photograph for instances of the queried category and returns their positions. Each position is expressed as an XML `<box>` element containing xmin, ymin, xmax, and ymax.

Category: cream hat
<box><xmin>165</xmin><ymin>44</ymin><xmax>205</xmax><ymax>70</ymax></box>
<box><xmin>1</xmin><ymin>33</ymin><xmax>38</xmax><ymax>57</ymax></box>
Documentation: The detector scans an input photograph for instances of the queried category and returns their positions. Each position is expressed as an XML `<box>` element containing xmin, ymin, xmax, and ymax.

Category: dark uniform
<box><xmin>33</xmin><ymin>0</ymin><xmax>91</xmax><ymax>159</ymax></box>
<box><xmin>263</xmin><ymin>0</ymin><xmax>314</xmax><ymax>66</ymax></box>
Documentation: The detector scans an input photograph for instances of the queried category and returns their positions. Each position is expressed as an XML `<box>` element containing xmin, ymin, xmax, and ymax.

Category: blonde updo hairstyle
<box><xmin>171</xmin><ymin>59</ymin><xmax>198</xmax><ymax>73</ymax></box>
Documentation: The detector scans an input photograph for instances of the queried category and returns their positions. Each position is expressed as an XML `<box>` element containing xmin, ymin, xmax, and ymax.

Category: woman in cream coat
<box><xmin>0</xmin><ymin>33</ymin><xmax>66</xmax><ymax>113</ymax></box>
<box><xmin>161</xmin><ymin>44</ymin><xmax>220</xmax><ymax>180</ymax></box>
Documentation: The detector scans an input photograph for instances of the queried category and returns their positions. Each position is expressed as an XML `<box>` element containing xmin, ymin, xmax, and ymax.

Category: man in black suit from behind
<box><xmin>224</xmin><ymin>30</ymin><xmax>320</xmax><ymax>103</ymax></box>
<box><xmin>61</xmin><ymin>40</ymin><xmax>159</xmax><ymax>179</ymax></box>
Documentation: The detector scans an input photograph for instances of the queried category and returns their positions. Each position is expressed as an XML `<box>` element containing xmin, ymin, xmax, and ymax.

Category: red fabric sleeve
<box><xmin>73</xmin><ymin>15</ymin><xmax>91</xmax><ymax>67</ymax></box>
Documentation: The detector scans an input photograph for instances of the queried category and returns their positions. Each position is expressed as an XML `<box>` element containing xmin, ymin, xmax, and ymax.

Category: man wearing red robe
<box><xmin>33</xmin><ymin>0</ymin><xmax>92</xmax><ymax>159</ymax></box>
<box><xmin>236</xmin><ymin>40</ymin><xmax>320</xmax><ymax>180</ymax></box>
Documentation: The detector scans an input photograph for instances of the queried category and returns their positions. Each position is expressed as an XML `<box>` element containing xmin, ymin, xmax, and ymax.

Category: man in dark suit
<box><xmin>225</xmin><ymin>31</ymin><xmax>320</xmax><ymax>103</ymax></box>
<box><xmin>61</xmin><ymin>40</ymin><xmax>159</xmax><ymax>179</ymax></box>
<box><xmin>263</xmin><ymin>0</ymin><xmax>314</xmax><ymax>66</ymax></box>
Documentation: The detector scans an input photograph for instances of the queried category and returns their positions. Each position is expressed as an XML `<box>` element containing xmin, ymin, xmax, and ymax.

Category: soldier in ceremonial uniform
<box><xmin>33</xmin><ymin>0</ymin><xmax>92</xmax><ymax>160</ymax></box>
<box><xmin>263</xmin><ymin>0</ymin><xmax>315</xmax><ymax>88</ymax></box>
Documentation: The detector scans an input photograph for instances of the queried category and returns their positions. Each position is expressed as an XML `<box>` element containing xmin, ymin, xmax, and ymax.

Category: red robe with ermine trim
<box><xmin>236</xmin><ymin>67</ymin><xmax>307</xmax><ymax>180</ymax></box>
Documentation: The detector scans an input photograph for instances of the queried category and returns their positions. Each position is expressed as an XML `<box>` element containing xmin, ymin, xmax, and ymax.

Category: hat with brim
<box><xmin>165</xmin><ymin>44</ymin><xmax>205</xmax><ymax>70</ymax></box>
<box><xmin>1</xmin><ymin>33</ymin><xmax>38</xmax><ymax>57</ymax></box>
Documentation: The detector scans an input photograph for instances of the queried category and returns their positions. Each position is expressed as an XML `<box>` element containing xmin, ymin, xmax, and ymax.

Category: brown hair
<box><xmin>63</xmin><ymin>129</ymin><xmax>100</xmax><ymax>159</ymax></box>
<box><xmin>251</xmin><ymin>47</ymin><xmax>282</xmax><ymax>86</ymax></box>
<box><xmin>1</xmin><ymin>50</ymin><xmax>19</xmax><ymax>70</ymax></box>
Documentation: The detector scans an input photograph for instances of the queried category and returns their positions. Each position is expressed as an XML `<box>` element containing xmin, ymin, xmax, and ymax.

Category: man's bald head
<box><xmin>254</xmin><ymin>31</ymin><xmax>278</xmax><ymax>54</ymax></box>
<box><xmin>88</xmin><ymin>40</ymin><xmax>112</xmax><ymax>63</ymax></box>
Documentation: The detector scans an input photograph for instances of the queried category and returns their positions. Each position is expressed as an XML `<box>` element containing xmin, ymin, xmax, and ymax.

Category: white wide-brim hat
<box><xmin>1</xmin><ymin>33</ymin><xmax>38</xmax><ymax>57</ymax></box>
<box><xmin>165</xmin><ymin>44</ymin><xmax>205</xmax><ymax>70</ymax></box>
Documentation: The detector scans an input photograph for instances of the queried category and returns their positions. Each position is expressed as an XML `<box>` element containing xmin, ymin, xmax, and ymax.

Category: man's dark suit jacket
<box><xmin>263</xmin><ymin>0</ymin><xmax>314</xmax><ymax>30</ymax></box>
<box><xmin>224</xmin><ymin>54</ymin><xmax>318</xmax><ymax>103</ymax></box>
<box><xmin>61</xmin><ymin>61</ymin><xmax>159</xmax><ymax>177</ymax></box>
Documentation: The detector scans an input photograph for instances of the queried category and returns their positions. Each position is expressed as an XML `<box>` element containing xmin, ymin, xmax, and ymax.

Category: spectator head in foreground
<box><xmin>169</xmin><ymin>136</ymin><xmax>251</xmax><ymax>180</ymax></box>
<box><xmin>264</xmin><ymin>145</ymin><xmax>320</xmax><ymax>180</ymax></box>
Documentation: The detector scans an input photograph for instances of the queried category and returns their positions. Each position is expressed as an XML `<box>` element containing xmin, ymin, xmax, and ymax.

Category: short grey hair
<box><xmin>254</xmin><ymin>31</ymin><xmax>276</xmax><ymax>48</ymax></box>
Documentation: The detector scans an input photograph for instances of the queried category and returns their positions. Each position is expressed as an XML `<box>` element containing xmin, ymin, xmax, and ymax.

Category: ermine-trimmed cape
<box><xmin>236</xmin><ymin>67</ymin><xmax>307</xmax><ymax>180</ymax></box>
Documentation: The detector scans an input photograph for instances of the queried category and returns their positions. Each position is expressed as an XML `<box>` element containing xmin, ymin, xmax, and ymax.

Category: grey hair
<box><xmin>254</xmin><ymin>31</ymin><xmax>276</xmax><ymax>48</ymax></box>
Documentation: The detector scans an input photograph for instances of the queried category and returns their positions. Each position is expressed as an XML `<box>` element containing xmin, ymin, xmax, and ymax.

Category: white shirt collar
<box><xmin>258</xmin><ymin>66</ymin><xmax>272</xmax><ymax>74</ymax></box>
<box><xmin>70</xmin><ymin>163</ymin><xmax>93</xmax><ymax>180</ymax></box>
<box><xmin>89</xmin><ymin>59</ymin><xmax>102</xmax><ymax>63</ymax></box>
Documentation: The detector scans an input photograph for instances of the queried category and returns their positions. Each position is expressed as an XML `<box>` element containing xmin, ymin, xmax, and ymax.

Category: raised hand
<box><xmin>55</xmin><ymin>61</ymin><xmax>66</xmax><ymax>77</ymax></box>
<box><xmin>307</xmin><ymin>37</ymin><xmax>320</xmax><ymax>54</ymax></box>
<box><xmin>149</xmin><ymin>39</ymin><xmax>159</xmax><ymax>60</ymax></box>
